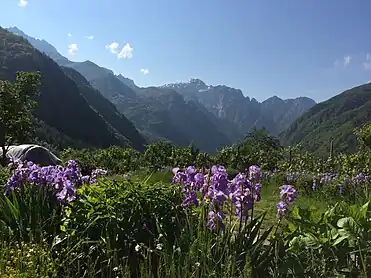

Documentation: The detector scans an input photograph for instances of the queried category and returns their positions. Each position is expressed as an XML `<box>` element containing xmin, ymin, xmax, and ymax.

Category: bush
<box><xmin>0</xmin><ymin>242</ymin><xmax>58</xmax><ymax>277</ymax></box>
<box><xmin>61</xmin><ymin>146</ymin><xmax>142</xmax><ymax>174</ymax></box>
<box><xmin>59</xmin><ymin>177</ymin><xmax>186</xmax><ymax>277</ymax></box>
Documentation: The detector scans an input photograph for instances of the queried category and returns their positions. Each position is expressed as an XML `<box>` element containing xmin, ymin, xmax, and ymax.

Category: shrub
<box><xmin>59</xmin><ymin>177</ymin><xmax>186</xmax><ymax>277</ymax></box>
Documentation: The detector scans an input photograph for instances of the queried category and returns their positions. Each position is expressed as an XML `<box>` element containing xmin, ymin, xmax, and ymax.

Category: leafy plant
<box><xmin>0</xmin><ymin>71</ymin><xmax>41</xmax><ymax>165</ymax></box>
<box><xmin>58</xmin><ymin>177</ymin><xmax>185</xmax><ymax>277</ymax></box>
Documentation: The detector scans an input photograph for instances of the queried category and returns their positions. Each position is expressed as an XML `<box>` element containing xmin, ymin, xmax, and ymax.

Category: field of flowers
<box><xmin>0</xmin><ymin>130</ymin><xmax>370</xmax><ymax>277</ymax></box>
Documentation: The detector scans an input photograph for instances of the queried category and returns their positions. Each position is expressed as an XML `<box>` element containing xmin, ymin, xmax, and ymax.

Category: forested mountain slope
<box><xmin>0</xmin><ymin>27</ymin><xmax>146</xmax><ymax>150</ymax></box>
<box><xmin>280</xmin><ymin>82</ymin><xmax>371</xmax><ymax>155</ymax></box>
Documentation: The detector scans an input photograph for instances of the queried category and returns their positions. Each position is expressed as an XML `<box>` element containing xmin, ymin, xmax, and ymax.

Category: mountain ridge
<box><xmin>0</xmin><ymin>26</ymin><xmax>146</xmax><ymax>150</ymax></box>
<box><xmin>280</xmin><ymin>82</ymin><xmax>371</xmax><ymax>155</ymax></box>
<box><xmin>163</xmin><ymin>80</ymin><xmax>317</xmax><ymax>135</ymax></box>
<box><xmin>6</xmin><ymin>26</ymin><xmax>317</xmax><ymax>152</ymax></box>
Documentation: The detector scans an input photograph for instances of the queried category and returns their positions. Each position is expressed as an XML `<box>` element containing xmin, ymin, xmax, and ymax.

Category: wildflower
<box><xmin>276</xmin><ymin>184</ymin><xmax>297</xmax><ymax>219</ymax></box>
<box><xmin>193</xmin><ymin>173</ymin><xmax>205</xmax><ymax>190</ymax></box>
<box><xmin>339</xmin><ymin>182</ymin><xmax>345</xmax><ymax>195</ymax></box>
<box><xmin>279</xmin><ymin>185</ymin><xmax>297</xmax><ymax>203</ymax></box>
<box><xmin>312</xmin><ymin>178</ymin><xmax>316</xmax><ymax>191</ymax></box>
<box><xmin>4</xmin><ymin>159</ymin><xmax>105</xmax><ymax>204</ymax></box>
<box><xmin>276</xmin><ymin>201</ymin><xmax>288</xmax><ymax>218</ymax></box>
<box><xmin>135</xmin><ymin>245</ymin><xmax>141</xmax><ymax>252</ymax></box>
<box><xmin>253</xmin><ymin>183</ymin><xmax>262</xmax><ymax>201</ymax></box>
<box><xmin>183</xmin><ymin>190</ymin><xmax>198</xmax><ymax>207</ymax></box>
<box><xmin>248</xmin><ymin>165</ymin><xmax>261</xmax><ymax>181</ymax></box>
<box><xmin>207</xmin><ymin>210</ymin><xmax>225</xmax><ymax>230</ymax></box>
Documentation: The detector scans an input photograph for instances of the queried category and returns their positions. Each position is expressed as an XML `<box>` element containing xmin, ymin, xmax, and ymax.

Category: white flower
<box><xmin>135</xmin><ymin>244</ymin><xmax>141</xmax><ymax>252</ymax></box>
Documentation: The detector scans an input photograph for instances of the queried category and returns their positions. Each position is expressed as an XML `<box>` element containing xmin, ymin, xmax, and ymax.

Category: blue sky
<box><xmin>1</xmin><ymin>0</ymin><xmax>371</xmax><ymax>102</ymax></box>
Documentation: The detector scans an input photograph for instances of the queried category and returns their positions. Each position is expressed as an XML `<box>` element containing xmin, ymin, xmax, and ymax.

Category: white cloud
<box><xmin>117</xmin><ymin>43</ymin><xmax>133</xmax><ymax>59</ymax></box>
<box><xmin>343</xmin><ymin>55</ymin><xmax>351</xmax><ymax>66</ymax></box>
<box><xmin>105</xmin><ymin>42</ymin><xmax>133</xmax><ymax>59</ymax></box>
<box><xmin>333</xmin><ymin>55</ymin><xmax>352</xmax><ymax>69</ymax></box>
<box><xmin>68</xmin><ymin>33</ymin><xmax>72</xmax><ymax>37</ymax></box>
<box><xmin>140</xmin><ymin>68</ymin><xmax>149</xmax><ymax>75</ymax></box>
<box><xmin>67</xmin><ymin>43</ymin><xmax>78</xmax><ymax>56</ymax></box>
<box><xmin>84</xmin><ymin>35</ymin><xmax>94</xmax><ymax>40</ymax></box>
<box><xmin>363</xmin><ymin>53</ymin><xmax>371</xmax><ymax>70</ymax></box>
<box><xmin>105</xmin><ymin>42</ymin><xmax>119</xmax><ymax>54</ymax></box>
<box><xmin>18</xmin><ymin>0</ymin><xmax>28</xmax><ymax>8</ymax></box>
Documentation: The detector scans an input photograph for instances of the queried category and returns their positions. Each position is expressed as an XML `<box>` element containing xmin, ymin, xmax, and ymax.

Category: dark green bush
<box><xmin>59</xmin><ymin>177</ymin><xmax>186</xmax><ymax>276</ymax></box>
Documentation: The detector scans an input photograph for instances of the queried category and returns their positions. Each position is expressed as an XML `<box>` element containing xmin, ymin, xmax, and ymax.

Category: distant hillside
<box><xmin>0</xmin><ymin>26</ymin><xmax>146</xmax><ymax>150</ymax></box>
<box><xmin>280</xmin><ymin>82</ymin><xmax>371</xmax><ymax>155</ymax></box>
<box><xmin>61</xmin><ymin>66</ymin><xmax>146</xmax><ymax>150</ymax></box>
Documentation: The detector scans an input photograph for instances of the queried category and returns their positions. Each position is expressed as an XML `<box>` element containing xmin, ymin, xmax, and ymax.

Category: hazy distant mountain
<box><xmin>163</xmin><ymin>80</ymin><xmax>316</xmax><ymax>136</ymax></box>
<box><xmin>262</xmin><ymin>96</ymin><xmax>316</xmax><ymax>131</ymax></box>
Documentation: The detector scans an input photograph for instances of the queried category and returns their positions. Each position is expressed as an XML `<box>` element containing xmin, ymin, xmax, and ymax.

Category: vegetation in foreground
<box><xmin>0</xmin><ymin>134</ymin><xmax>370</xmax><ymax>277</ymax></box>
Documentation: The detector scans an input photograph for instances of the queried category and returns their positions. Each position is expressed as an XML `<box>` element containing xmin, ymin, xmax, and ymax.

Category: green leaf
<box><xmin>333</xmin><ymin>235</ymin><xmax>348</xmax><ymax>246</ymax></box>
<box><xmin>291</xmin><ymin>206</ymin><xmax>301</xmax><ymax>219</ymax></box>
<box><xmin>359</xmin><ymin>201</ymin><xmax>370</xmax><ymax>218</ymax></box>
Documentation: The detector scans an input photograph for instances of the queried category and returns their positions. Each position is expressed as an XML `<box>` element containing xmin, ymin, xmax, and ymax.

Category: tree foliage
<box><xmin>355</xmin><ymin>123</ymin><xmax>371</xmax><ymax>150</ymax></box>
<box><xmin>281</xmin><ymin>82</ymin><xmax>371</xmax><ymax>156</ymax></box>
<box><xmin>0</xmin><ymin>71</ymin><xmax>41</xmax><ymax>163</ymax></box>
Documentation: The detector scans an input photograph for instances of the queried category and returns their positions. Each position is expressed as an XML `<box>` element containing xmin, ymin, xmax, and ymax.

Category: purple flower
<box><xmin>248</xmin><ymin>165</ymin><xmax>261</xmax><ymax>181</ymax></box>
<box><xmin>171</xmin><ymin>164</ymin><xmax>266</xmax><ymax>226</ymax></box>
<box><xmin>339</xmin><ymin>182</ymin><xmax>345</xmax><ymax>195</ymax></box>
<box><xmin>193</xmin><ymin>173</ymin><xmax>205</xmax><ymax>190</ymax></box>
<box><xmin>90</xmin><ymin>168</ymin><xmax>107</xmax><ymax>184</ymax></box>
<box><xmin>4</xmin><ymin>159</ymin><xmax>104</xmax><ymax>204</ymax></box>
<box><xmin>183</xmin><ymin>191</ymin><xmax>199</xmax><ymax>207</ymax></box>
<box><xmin>279</xmin><ymin>185</ymin><xmax>297</xmax><ymax>203</ymax></box>
<box><xmin>172</xmin><ymin>169</ymin><xmax>186</xmax><ymax>184</ymax></box>
<box><xmin>312</xmin><ymin>178</ymin><xmax>317</xmax><ymax>191</ymax></box>
<box><xmin>253</xmin><ymin>183</ymin><xmax>262</xmax><ymax>201</ymax></box>
<box><xmin>207</xmin><ymin>210</ymin><xmax>225</xmax><ymax>230</ymax></box>
<box><xmin>230</xmin><ymin>173</ymin><xmax>254</xmax><ymax>217</ymax></box>
<box><xmin>350</xmin><ymin>173</ymin><xmax>369</xmax><ymax>186</ymax></box>
<box><xmin>276</xmin><ymin>201</ymin><xmax>288</xmax><ymax>218</ymax></box>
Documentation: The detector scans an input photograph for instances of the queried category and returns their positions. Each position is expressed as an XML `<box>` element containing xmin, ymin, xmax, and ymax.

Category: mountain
<box><xmin>5</xmin><ymin>28</ymin><xmax>232</xmax><ymax>151</ymax></box>
<box><xmin>0</xmin><ymin>26</ymin><xmax>146</xmax><ymax>150</ymax></box>
<box><xmin>280</xmin><ymin>82</ymin><xmax>371</xmax><ymax>155</ymax></box>
<box><xmin>68</xmin><ymin>64</ymin><xmax>232</xmax><ymax>151</ymax></box>
<box><xmin>135</xmin><ymin>87</ymin><xmax>231</xmax><ymax>150</ymax></box>
<box><xmin>163</xmin><ymin>80</ymin><xmax>316</xmax><ymax>136</ymax></box>
<box><xmin>116</xmin><ymin>74</ymin><xmax>139</xmax><ymax>91</ymax></box>
<box><xmin>262</xmin><ymin>96</ymin><xmax>316</xmax><ymax>132</ymax></box>
<box><xmin>6</xmin><ymin>27</ymin><xmax>71</xmax><ymax>66</ymax></box>
<box><xmin>7</xmin><ymin>27</ymin><xmax>316</xmax><ymax>152</ymax></box>
<box><xmin>61</xmin><ymin>66</ymin><xmax>146</xmax><ymax>150</ymax></box>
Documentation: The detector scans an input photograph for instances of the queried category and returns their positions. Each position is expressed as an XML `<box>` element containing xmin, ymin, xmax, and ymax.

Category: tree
<box><xmin>0</xmin><ymin>71</ymin><xmax>41</xmax><ymax>165</ymax></box>
<box><xmin>355</xmin><ymin>123</ymin><xmax>371</xmax><ymax>150</ymax></box>
<box><xmin>144</xmin><ymin>141</ymin><xmax>174</xmax><ymax>170</ymax></box>
<box><xmin>237</xmin><ymin>128</ymin><xmax>283</xmax><ymax>170</ymax></box>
